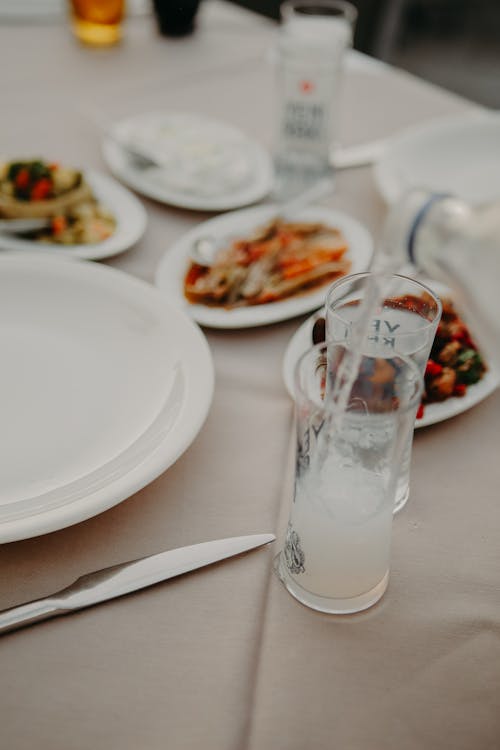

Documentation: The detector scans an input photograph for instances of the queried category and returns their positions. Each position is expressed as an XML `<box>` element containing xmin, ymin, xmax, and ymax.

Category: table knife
<box><xmin>0</xmin><ymin>533</ymin><xmax>275</xmax><ymax>636</ymax></box>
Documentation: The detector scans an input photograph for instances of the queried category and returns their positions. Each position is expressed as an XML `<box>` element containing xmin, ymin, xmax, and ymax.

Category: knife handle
<box><xmin>0</xmin><ymin>598</ymin><xmax>65</xmax><ymax>635</ymax></box>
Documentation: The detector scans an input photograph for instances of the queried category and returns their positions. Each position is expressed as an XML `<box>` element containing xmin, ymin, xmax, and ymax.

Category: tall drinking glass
<box><xmin>325</xmin><ymin>273</ymin><xmax>442</xmax><ymax>512</ymax></box>
<box><xmin>275</xmin><ymin>343</ymin><xmax>422</xmax><ymax>614</ymax></box>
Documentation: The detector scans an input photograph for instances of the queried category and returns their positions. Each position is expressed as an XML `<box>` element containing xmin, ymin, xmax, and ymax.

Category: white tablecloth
<box><xmin>1</xmin><ymin>3</ymin><xmax>499</xmax><ymax>749</ymax></box>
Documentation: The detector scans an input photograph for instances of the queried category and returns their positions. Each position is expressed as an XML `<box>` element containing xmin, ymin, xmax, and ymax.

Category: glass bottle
<box><xmin>273</xmin><ymin>0</ymin><xmax>357</xmax><ymax>200</ymax></box>
<box><xmin>381</xmin><ymin>189</ymin><xmax>500</xmax><ymax>366</ymax></box>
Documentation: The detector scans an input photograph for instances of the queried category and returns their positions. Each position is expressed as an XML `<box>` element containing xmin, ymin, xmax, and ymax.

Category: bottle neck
<box><xmin>379</xmin><ymin>189</ymin><xmax>471</xmax><ymax>273</ymax></box>
<box><xmin>397</xmin><ymin>191</ymin><xmax>500</xmax><ymax>370</ymax></box>
<box><xmin>406</xmin><ymin>193</ymin><xmax>451</xmax><ymax>264</ymax></box>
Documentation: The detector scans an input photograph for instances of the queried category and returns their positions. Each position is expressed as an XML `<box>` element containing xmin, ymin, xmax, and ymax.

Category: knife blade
<box><xmin>0</xmin><ymin>533</ymin><xmax>275</xmax><ymax>636</ymax></box>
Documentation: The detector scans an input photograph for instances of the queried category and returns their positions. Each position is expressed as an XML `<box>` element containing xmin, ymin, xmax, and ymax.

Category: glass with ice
<box><xmin>326</xmin><ymin>273</ymin><xmax>441</xmax><ymax>512</ymax></box>
<box><xmin>276</xmin><ymin>342</ymin><xmax>422</xmax><ymax>614</ymax></box>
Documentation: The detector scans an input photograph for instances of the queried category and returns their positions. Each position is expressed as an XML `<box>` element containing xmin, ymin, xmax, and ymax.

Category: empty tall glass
<box><xmin>325</xmin><ymin>273</ymin><xmax>442</xmax><ymax>512</ymax></box>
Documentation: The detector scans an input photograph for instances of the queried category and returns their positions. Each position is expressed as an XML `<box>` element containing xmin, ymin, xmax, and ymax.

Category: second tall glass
<box><xmin>325</xmin><ymin>273</ymin><xmax>442</xmax><ymax>512</ymax></box>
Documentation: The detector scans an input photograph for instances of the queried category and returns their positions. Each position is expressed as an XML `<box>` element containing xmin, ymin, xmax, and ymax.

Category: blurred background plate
<box><xmin>374</xmin><ymin>110</ymin><xmax>500</xmax><ymax>205</ymax></box>
<box><xmin>103</xmin><ymin>111</ymin><xmax>274</xmax><ymax>212</ymax></box>
<box><xmin>0</xmin><ymin>170</ymin><xmax>147</xmax><ymax>260</ymax></box>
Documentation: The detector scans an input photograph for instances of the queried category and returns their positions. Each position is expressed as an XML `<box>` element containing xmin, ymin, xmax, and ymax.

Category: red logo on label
<box><xmin>299</xmin><ymin>80</ymin><xmax>314</xmax><ymax>94</ymax></box>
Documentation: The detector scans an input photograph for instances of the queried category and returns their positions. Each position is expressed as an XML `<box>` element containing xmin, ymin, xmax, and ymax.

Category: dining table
<box><xmin>1</xmin><ymin>2</ymin><xmax>500</xmax><ymax>749</ymax></box>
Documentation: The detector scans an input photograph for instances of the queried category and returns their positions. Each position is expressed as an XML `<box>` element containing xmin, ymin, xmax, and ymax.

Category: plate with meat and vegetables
<box><xmin>282</xmin><ymin>285</ymin><xmax>499</xmax><ymax>428</ymax></box>
<box><xmin>154</xmin><ymin>205</ymin><xmax>373</xmax><ymax>328</ymax></box>
<box><xmin>0</xmin><ymin>159</ymin><xmax>146</xmax><ymax>259</ymax></box>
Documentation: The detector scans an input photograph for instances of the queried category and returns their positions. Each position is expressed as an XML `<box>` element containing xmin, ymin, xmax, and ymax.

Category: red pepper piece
<box><xmin>14</xmin><ymin>168</ymin><xmax>30</xmax><ymax>190</ymax></box>
<box><xmin>453</xmin><ymin>383</ymin><xmax>467</xmax><ymax>397</ymax></box>
<box><xmin>416</xmin><ymin>402</ymin><xmax>425</xmax><ymax>420</ymax></box>
<box><xmin>51</xmin><ymin>215</ymin><xmax>67</xmax><ymax>235</ymax></box>
<box><xmin>425</xmin><ymin>359</ymin><xmax>443</xmax><ymax>378</ymax></box>
<box><xmin>185</xmin><ymin>264</ymin><xmax>206</xmax><ymax>286</ymax></box>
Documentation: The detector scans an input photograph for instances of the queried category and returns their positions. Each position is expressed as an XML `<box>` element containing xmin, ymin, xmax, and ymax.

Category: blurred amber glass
<box><xmin>70</xmin><ymin>0</ymin><xmax>125</xmax><ymax>46</ymax></box>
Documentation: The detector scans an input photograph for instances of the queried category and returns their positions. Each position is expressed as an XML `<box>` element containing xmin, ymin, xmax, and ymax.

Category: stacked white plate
<box><xmin>374</xmin><ymin>110</ymin><xmax>500</xmax><ymax>205</ymax></box>
<box><xmin>0</xmin><ymin>254</ymin><xmax>214</xmax><ymax>542</ymax></box>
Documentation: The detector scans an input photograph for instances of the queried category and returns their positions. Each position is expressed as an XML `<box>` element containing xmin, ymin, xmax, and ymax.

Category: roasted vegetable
<box><xmin>0</xmin><ymin>158</ymin><xmax>115</xmax><ymax>245</ymax></box>
<box><xmin>309</xmin><ymin>295</ymin><xmax>487</xmax><ymax>419</ymax></box>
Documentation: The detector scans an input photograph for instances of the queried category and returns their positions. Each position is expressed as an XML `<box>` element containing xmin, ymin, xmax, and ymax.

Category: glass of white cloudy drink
<box><xmin>276</xmin><ymin>343</ymin><xmax>422</xmax><ymax>614</ymax></box>
<box><xmin>326</xmin><ymin>273</ymin><xmax>441</xmax><ymax>512</ymax></box>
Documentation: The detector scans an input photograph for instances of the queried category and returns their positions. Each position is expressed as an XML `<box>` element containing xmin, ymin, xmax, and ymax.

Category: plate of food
<box><xmin>155</xmin><ymin>205</ymin><xmax>373</xmax><ymax>329</ymax></box>
<box><xmin>102</xmin><ymin>111</ymin><xmax>274</xmax><ymax>211</ymax></box>
<box><xmin>282</xmin><ymin>286</ymin><xmax>499</xmax><ymax>428</ymax></box>
<box><xmin>374</xmin><ymin>110</ymin><xmax>500</xmax><ymax>205</ymax></box>
<box><xmin>0</xmin><ymin>252</ymin><xmax>214</xmax><ymax>543</ymax></box>
<box><xmin>0</xmin><ymin>158</ymin><xmax>147</xmax><ymax>259</ymax></box>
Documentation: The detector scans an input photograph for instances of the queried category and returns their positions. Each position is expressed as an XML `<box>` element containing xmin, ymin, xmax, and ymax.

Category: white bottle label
<box><xmin>279</xmin><ymin>65</ymin><xmax>336</xmax><ymax>158</ymax></box>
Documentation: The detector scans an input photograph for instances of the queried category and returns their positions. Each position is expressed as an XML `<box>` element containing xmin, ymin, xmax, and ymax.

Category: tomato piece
<box><xmin>30</xmin><ymin>177</ymin><xmax>53</xmax><ymax>201</ymax></box>
<box><xmin>425</xmin><ymin>359</ymin><xmax>443</xmax><ymax>378</ymax></box>
<box><xmin>14</xmin><ymin>168</ymin><xmax>30</xmax><ymax>190</ymax></box>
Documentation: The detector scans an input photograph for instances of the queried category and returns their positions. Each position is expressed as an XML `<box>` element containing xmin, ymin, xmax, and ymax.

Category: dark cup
<box><xmin>152</xmin><ymin>0</ymin><xmax>201</xmax><ymax>36</ymax></box>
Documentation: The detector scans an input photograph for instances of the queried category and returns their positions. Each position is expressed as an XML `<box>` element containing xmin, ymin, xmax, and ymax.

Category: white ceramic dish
<box><xmin>0</xmin><ymin>170</ymin><xmax>147</xmax><ymax>260</ymax></box>
<box><xmin>155</xmin><ymin>204</ymin><xmax>373</xmax><ymax>329</ymax></box>
<box><xmin>0</xmin><ymin>254</ymin><xmax>214</xmax><ymax>543</ymax></box>
<box><xmin>374</xmin><ymin>110</ymin><xmax>500</xmax><ymax>205</ymax></box>
<box><xmin>282</xmin><ymin>304</ymin><xmax>499</xmax><ymax>429</ymax></box>
<box><xmin>102</xmin><ymin>111</ymin><xmax>274</xmax><ymax>212</ymax></box>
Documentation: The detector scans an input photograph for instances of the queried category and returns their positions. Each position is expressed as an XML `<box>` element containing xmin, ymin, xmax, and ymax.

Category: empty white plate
<box><xmin>0</xmin><ymin>254</ymin><xmax>214</xmax><ymax>542</ymax></box>
<box><xmin>374</xmin><ymin>110</ymin><xmax>500</xmax><ymax>205</ymax></box>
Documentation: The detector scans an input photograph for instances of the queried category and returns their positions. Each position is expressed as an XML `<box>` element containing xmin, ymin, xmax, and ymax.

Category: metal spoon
<box><xmin>189</xmin><ymin>175</ymin><xmax>335</xmax><ymax>267</ymax></box>
<box><xmin>0</xmin><ymin>218</ymin><xmax>51</xmax><ymax>235</ymax></box>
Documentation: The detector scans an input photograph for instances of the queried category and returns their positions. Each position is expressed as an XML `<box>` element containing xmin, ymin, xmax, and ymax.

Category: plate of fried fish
<box><xmin>155</xmin><ymin>204</ymin><xmax>373</xmax><ymax>328</ymax></box>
